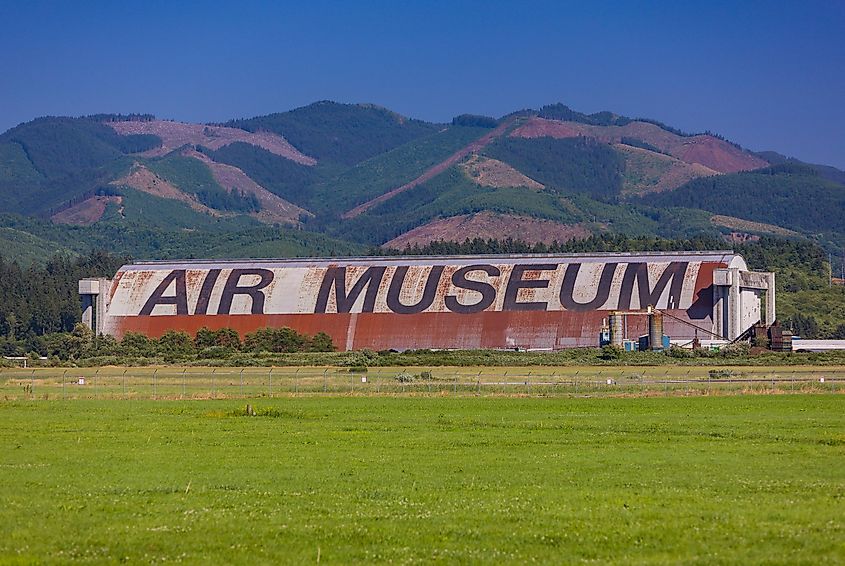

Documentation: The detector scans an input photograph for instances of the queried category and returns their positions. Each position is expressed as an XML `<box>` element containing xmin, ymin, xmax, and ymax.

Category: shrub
<box><xmin>119</xmin><ymin>332</ymin><xmax>156</xmax><ymax>358</ymax></box>
<box><xmin>195</xmin><ymin>327</ymin><xmax>242</xmax><ymax>350</ymax></box>
<box><xmin>156</xmin><ymin>330</ymin><xmax>195</xmax><ymax>359</ymax></box>
<box><xmin>667</xmin><ymin>346</ymin><xmax>695</xmax><ymax>358</ymax></box>
<box><xmin>244</xmin><ymin>327</ymin><xmax>307</xmax><ymax>353</ymax></box>
<box><xmin>197</xmin><ymin>346</ymin><xmax>234</xmax><ymax>359</ymax></box>
<box><xmin>215</xmin><ymin>328</ymin><xmax>242</xmax><ymax>350</ymax></box>
<box><xmin>719</xmin><ymin>342</ymin><xmax>750</xmax><ymax>358</ymax></box>
<box><xmin>709</xmin><ymin>369</ymin><xmax>735</xmax><ymax>378</ymax></box>
<box><xmin>395</xmin><ymin>371</ymin><xmax>416</xmax><ymax>383</ymax></box>
<box><xmin>341</xmin><ymin>349</ymin><xmax>379</xmax><ymax>367</ymax></box>
<box><xmin>600</xmin><ymin>345</ymin><xmax>623</xmax><ymax>360</ymax></box>
<box><xmin>309</xmin><ymin>331</ymin><xmax>335</xmax><ymax>352</ymax></box>
<box><xmin>194</xmin><ymin>327</ymin><xmax>218</xmax><ymax>349</ymax></box>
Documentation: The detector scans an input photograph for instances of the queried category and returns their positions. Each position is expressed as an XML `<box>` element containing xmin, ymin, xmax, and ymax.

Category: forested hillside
<box><xmin>641</xmin><ymin>164</ymin><xmax>845</xmax><ymax>242</ymax></box>
<box><xmin>225</xmin><ymin>101</ymin><xmax>440</xmax><ymax>166</ymax></box>
<box><xmin>0</xmin><ymin>99</ymin><xmax>843</xmax><ymax>270</ymax></box>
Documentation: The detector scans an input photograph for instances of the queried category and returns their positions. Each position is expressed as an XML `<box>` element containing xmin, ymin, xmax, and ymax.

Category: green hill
<box><xmin>641</xmin><ymin>164</ymin><xmax>845</xmax><ymax>236</ymax></box>
<box><xmin>484</xmin><ymin>136</ymin><xmax>625</xmax><ymax>200</ymax></box>
<box><xmin>1</xmin><ymin>100</ymin><xmax>845</xmax><ymax>266</ymax></box>
<box><xmin>226</xmin><ymin>101</ymin><xmax>439</xmax><ymax>166</ymax></box>
<box><xmin>0</xmin><ymin>117</ymin><xmax>160</xmax><ymax>214</ymax></box>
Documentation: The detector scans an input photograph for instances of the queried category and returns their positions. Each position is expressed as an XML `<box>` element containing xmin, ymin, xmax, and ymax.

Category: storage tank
<box><xmin>80</xmin><ymin>251</ymin><xmax>774</xmax><ymax>350</ymax></box>
<box><xmin>648</xmin><ymin>310</ymin><xmax>664</xmax><ymax>351</ymax></box>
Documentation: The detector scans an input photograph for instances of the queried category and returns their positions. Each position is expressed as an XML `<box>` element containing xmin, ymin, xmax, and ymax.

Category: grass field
<box><xmin>1</xmin><ymin>365</ymin><xmax>843</xmax><ymax>400</ymax></box>
<box><xmin>1</xmin><ymin>395</ymin><xmax>843</xmax><ymax>563</ymax></box>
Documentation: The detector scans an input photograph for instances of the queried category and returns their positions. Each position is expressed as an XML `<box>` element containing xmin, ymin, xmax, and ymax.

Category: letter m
<box><xmin>618</xmin><ymin>262</ymin><xmax>688</xmax><ymax>310</ymax></box>
<box><xmin>314</xmin><ymin>266</ymin><xmax>387</xmax><ymax>313</ymax></box>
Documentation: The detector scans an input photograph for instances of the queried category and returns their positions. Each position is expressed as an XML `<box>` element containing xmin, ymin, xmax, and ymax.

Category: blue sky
<box><xmin>1</xmin><ymin>0</ymin><xmax>843</xmax><ymax>167</ymax></box>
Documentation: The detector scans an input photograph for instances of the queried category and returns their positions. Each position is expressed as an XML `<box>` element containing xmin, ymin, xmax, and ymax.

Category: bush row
<box><xmin>2</xmin><ymin>324</ymin><xmax>334</xmax><ymax>363</ymax></box>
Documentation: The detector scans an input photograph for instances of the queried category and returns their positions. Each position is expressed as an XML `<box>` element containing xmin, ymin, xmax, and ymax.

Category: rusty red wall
<box><xmin>101</xmin><ymin>253</ymin><xmax>745</xmax><ymax>349</ymax></box>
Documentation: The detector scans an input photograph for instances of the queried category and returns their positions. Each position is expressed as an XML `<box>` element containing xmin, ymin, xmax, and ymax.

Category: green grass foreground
<box><xmin>1</xmin><ymin>396</ymin><xmax>843</xmax><ymax>564</ymax></box>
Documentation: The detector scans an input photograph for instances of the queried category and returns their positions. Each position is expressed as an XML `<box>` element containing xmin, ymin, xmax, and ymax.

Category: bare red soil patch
<box><xmin>511</xmin><ymin>117</ymin><xmax>768</xmax><ymax>173</ymax></box>
<box><xmin>383</xmin><ymin>212</ymin><xmax>591</xmax><ymax>248</ymax></box>
<box><xmin>107</xmin><ymin>120</ymin><xmax>316</xmax><ymax>165</ymax></box>
<box><xmin>461</xmin><ymin>154</ymin><xmax>544</xmax><ymax>189</ymax></box>
<box><xmin>184</xmin><ymin>150</ymin><xmax>310</xmax><ymax>224</ymax></box>
<box><xmin>616</xmin><ymin>144</ymin><xmax>718</xmax><ymax>195</ymax></box>
<box><xmin>51</xmin><ymin>195</ymin><xmax>122</xmax><ymax>225</ymax></box>
<box><xmin>343</xmin><ymin>117</ymin><xmax>518</xmax><ymax>219</ymax></box>
<box><xmin>111</xmin><ymin>163</ymin><xmax>219</xmax><ymax>216</ymax></box>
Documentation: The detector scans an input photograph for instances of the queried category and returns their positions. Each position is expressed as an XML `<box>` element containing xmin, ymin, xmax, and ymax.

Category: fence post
<box><xmin>212</xmin><ymin>368</ymin><xmax>216</xmax><ymax>398</ymax></box>
<box><xmin>323</xmin><ymin>368</ymin><xmax>328</xmax><ymax>393</ymax></box>
<box><xmin>182</xmin><ymin>368</ymin><xmax>187</xmax><ymax>399</ymax></box>
<box><xmin>62</xmin><ymin>369</ymin><xmax>67</xmax><ymax>399</ymax></box>
<box><xmin>30</xmin><ymin>369</ymin><xmax>35</xmax><ymax>399</ymax></box>
<box><xmin>122</xmin><ymin>369</ymin><xmax>127</xmax><ymax>399</ymax></box>
<box><xmin>240</xmin><ymin>368</ymin><xmax>245</xmax><ymax>398</ymax></box>
<box><xmin>527</xmin><ymin>371</ymin><xmax>532</xmax><ymax>395</ymax></box>
<box><xmin>153</xmin><ymin>369</ymin><xmax>157</xmax><ymax>399</ymax></box>
<box><xmin>268</xmin><ymin>367</ymin><xmax>273</xmax><ymax>398</ymax></box>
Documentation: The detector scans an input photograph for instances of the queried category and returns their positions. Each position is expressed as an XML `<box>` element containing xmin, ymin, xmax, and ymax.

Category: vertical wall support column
<box><xmin>95</xmin><ymin>284</ymin><xmax>109</xmax><ymax>335</ymax></box>
<box><xmin>80</xmin><ymin>294</ymin><xmax>94</xmax><ymax>330</ymax></box>
<box><xmin>727</xmin><ymin>268</ymin><xmax>741</xmax><ymax>340</ymax></box>
<box><xmin>765</xmin><ymin>272</ymin><xmax>776</xmax><ymax>326</ymax></box>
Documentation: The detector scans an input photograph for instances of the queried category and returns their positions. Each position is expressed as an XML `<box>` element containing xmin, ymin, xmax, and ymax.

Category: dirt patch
<box><xmin>111</xmin><ymin>163</ymin><xmax>219</xmax><ymax>216</ymax></box>
<box><xmin>511</xmin><ymin>117</ymin><xmax>768</xmax><ymax>173</ymax></box>
<box><xmin>710</xmin><ymin>215</ymin><xmax>800</xmax><ymax>237</ymax></box>
<box><xmin>460</xmin><ymin>154</ymin><xmax>544</xmax><ymax>189</ymax></box>
<box><xmin>183</xmin><ymin>150</ymin><xmax>310</xmax><ymax>224</ymax></box>
<box><xmin>106</xmin><ymin>120</ymin><xmax>316</xmax><ymax>165</ymax></box>
<box><xmin>51</xmin><ymin>195</ymin><xmax>122</xmax><ymax>225</ymax></box>
<box><xmin>616</xmin><ymin>144</ymin><xmax>718</xmax><ymax>195</ymax></box>
<box><xmin>383</xmin><ymin>212</ymin><xmax>591</xmax><ymax>248</ymax></box>
<box><xmin>343</xmin><ymin>116</ymin><xmax>519</xmax><ymax>219</ymax></box>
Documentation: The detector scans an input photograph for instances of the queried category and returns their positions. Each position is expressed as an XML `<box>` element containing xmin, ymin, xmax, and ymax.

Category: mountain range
<box><xmin>1</xmin><ymin>100</ymin><xmax>843</xmax><ymax>264</ymax></box>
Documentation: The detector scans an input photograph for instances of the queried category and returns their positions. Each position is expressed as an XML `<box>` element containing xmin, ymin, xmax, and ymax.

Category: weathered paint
<box><xmin>96</xmin><ymin>252</ymin><xmax>751</xmax><ymax>349</ymax></box>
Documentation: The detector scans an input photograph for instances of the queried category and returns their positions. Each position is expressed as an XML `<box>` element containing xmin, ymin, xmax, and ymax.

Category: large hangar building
<box><xmin>79</xmin><ymin>251</ymin><xmax>775</xmax><ymax>350</ymax></box>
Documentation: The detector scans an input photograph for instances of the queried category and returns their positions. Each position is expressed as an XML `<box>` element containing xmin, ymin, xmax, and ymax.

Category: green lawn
<box><xmin>1</xmin><ymin>395</ymin><xmax>842</xmax><ymax>564</ymax></box>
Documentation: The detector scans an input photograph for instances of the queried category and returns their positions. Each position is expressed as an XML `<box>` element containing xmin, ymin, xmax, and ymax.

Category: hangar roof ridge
<box><xmin>127</xmin><ymin>250</ymin><xmax>740</xmax><ymax>267</ymax></box>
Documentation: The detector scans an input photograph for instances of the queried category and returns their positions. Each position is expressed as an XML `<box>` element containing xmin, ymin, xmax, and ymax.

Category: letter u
<box><xmin>559</xmin><ymin>263</ymin><xmax>618</xmax><ymax>311</ymax></box>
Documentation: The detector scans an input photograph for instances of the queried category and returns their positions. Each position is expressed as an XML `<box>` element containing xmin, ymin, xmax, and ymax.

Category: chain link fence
<box><xmin>0</xmin><ymin>366</ymin><xmax>842</xmax><ymax>400</ymax></box>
